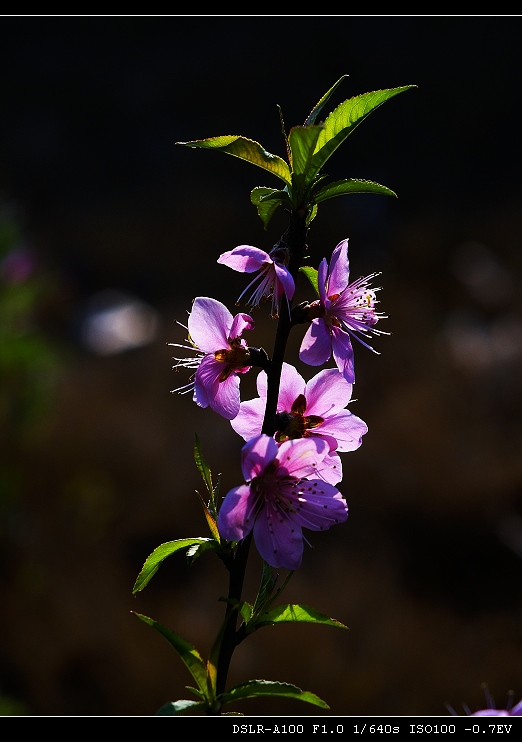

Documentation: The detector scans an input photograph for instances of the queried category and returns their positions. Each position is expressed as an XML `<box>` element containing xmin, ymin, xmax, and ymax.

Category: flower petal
<box><xmin>314</xmin><ymin>258</ymin><xmax>327</xmax><ymax>305</ymax></box>
<box><xmin>287</xmin><ymin>480</ymin><xmax>348</xmax><ymax>531</ymax></box>
<box><xmin>299</xmin><ymin>319</ymin><xmax>332</xmax><ymax>367</ymax></box>
<box><xmin>217</xmin><ymin>245</ymin><xmax>272</xmax><ymax>273</ymax></box>
<box><xmin>326</xmin><ymin>239</ymin><xmax>349</xmax><ymax>296</ymax></box>
<box><xmin>210</xmin><ymin>373</ymin><xmax>241</xmax><ymax>420</ymax></box>
<box><xmin>315</xmin><ymin>450</ymin><xmax>343</xmax><ymax>485</ymax></box>
<box><xmin>278</xmin><ymin>363</ymin><xmax>305</xmax><ymax>411</ymax></box>
<box><xmin>228</xmin><ymin>311</ymin><xmax>255</xmax><ymax>339</ymax></box>
<box><xmin>256</xmin><ymin>369</ymin><xmax>268</xmax><ymax>398</ymax></box>
<box><xmin>188</xmin><ymin>297</ymin><xmax>232</xmax><ymax>352</ymax></box>
<box><xmin>304</xmin><ymin>368</ymin><xmax>353</xmax><ymax>415</ymax></box>
<box><xmin>331</xmin><ymin>326</ymin><xmax>355</xmax><ymax>383</ymax></box>
<box><xmin>253</xmin><ymin>509</ymin><xmax>304</xmax><ymax>570</ymax></box>
<box><xmin>273</xmin><ymin>262</ymin><xmax>295</xmax><ymax>301</ymax></box>
<box><xmin>230</xmin><ymin>397</ymin><xmax>265</xmax><ymax>441</ymax></box>
<box><xmin>193</xmin><ymin>354</ymin><xmax>222</xmax><ymax>408</ymax></box>
<box><xmin>217</xmin><ymin>484</ymin><xmax>257</xmax><ymax>541</ymax></box>
<box><xmin>316</xmin><ymin>408</ymin><xmax>367</xmax><ymax>452</ymax></box>
<box><xmin>241</xmin><ymin>434</ymin><xmax>278</xmax><ymax>481</ymax></box>
<box><xmin>276</xmin><ymin>437</ymin><xmax>329</xmax><ymax>479</ymax></box>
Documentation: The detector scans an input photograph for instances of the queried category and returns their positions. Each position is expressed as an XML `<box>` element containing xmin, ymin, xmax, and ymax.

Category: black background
<box><xmin>1</xmin><ymin>15</ymin><xmax>522</xmax><ymax>718</ymax></box>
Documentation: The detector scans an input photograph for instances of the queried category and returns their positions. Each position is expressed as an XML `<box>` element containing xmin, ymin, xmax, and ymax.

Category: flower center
<box><xmin>214</xmin><ymin>340</ymin><xmax>251</xmax><ymax>382</ymax></box>
<box><xmin>274</xmin><ymin>394</ymin><xmax>324</xmax><ymax>443</ymax></box>
<box><xmin>250</xmin><ymin>460</ymin><xmax>297</xmax><ymax>514</ymax></box>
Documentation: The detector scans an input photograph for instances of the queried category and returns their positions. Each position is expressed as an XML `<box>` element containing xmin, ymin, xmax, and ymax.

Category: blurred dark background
<box><xmin>1</xmin><ymin>15</ymin><xmax>522</xmax><ymax>717</ymax></box>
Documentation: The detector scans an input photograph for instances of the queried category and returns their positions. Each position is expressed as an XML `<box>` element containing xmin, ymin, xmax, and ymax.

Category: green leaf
<box><xmin>176</xmin><ymin>135</ymin><xmax>291</xmax><ymax>185</ymax></box>
<box><xmin>194</xmin><ymin>433</ymin><xmax>213</xmax><ymax>495</ymax></box>
<box><xmin>299</xmin><ymin>266</ymin><xmax>319</xmax><ymax>297</ymax></box>
<box><xmin>132</xmin><ymin>538</ymin><xmax>213</xmax><ymax>593</ymax></box>
<box><xmin>132</xmin><ymin>612</ymin><xmax>209</xmax><ymax>697</ymax></box>
<box><xmin>193</xmin><ymin>434</ymin><xmax>221</xmax><ymax>541</ymax></box>
<box><xmin>186</xmin><ymin>538</ymin><xmax>220</xmax><ymax>565</ymax></box>
<box><xmin>252</xmin><ymin>603</ymin><xmax>348</xmax><ymax>630</ymax></box>
<box><xmin>258</xmin><ymin>189</ymin><xmax>292</xmax><ymax>204</ymax></box>
<box><xmin>288</xmin><ymin>125</ymin><xmax>325</xmax><ymax>206</ymax></box>
<box><xmin>220</xmin><ymin>680</ymin><xmax>329</xmax><ymax>710</ymax></box>
<box><xmin>251</xmin><ymin>560</ymin><xmax>278</xmax><ymax>616</ymax></box>
<box><xmin>185</xmin><ymin>685</ymin><xmax>206</xmax><ymax>700</ymax></box>
<box><xmin>238</xmin><ymin>600</ymin><xmax>254</xmax><ymax>624</ymax></box>
<box><xmin>313</xmin><ymin>178</ymin><xmax>397</xmax><ymax>204</ymax></box>
<box><xmin>304</xmin><ymin>74</ymin><xmax>349</xmax><ymax>126</ymax></box>
<box><xmin>307</xmin><ymin>86</ymin><xmax>416</xmax><ymax>184</ymax></box>
<box><xmin>194</xmin><ymin>491</ymin><xmax>221</xmax><ymax>544</ymax></box>
<box><xmin>306</xmin><ymin>203</ymin><xmax>318</xmax><ymax>226</ymax></box>
<box><xmin>246</xmin><ymin>564</ymin><xmax>295</xmax><ymax>634</ymax></box>
<box><xmin>156</xmin><ymin>700</ymin><xmax>208</xmax><ymax>716</ymax></box>
<box><xmin>288</xmin><ymin>125</ymin><xmax>324</xmax><ymax>178</ymax></box>
<box><xmin>250</xmin><ymin>187</ymin><xmax>287</xmax><ymax>230</ymax></box>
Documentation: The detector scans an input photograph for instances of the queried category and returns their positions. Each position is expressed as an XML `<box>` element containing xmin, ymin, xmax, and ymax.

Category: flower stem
<box><xmin>262</xmin><ymin>209</ymin><xmax>308</xmax><ymax>436</ymax></box>
<box><xmin>214</xmin><ymin>532</ymin><xmax>252</xmax><ymax>704</ymax></box>
<box><xmin>213</xmin><ymin>209</ymin><xmax>308</xmax><ymax>710</ymax></box>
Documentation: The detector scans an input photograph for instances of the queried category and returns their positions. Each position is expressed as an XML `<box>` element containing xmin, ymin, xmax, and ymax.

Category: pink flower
<box><xmin>447</xmin><ymin>686</ymin><xmax>522</xmax><ymax>717</ymax></box>
<box><xmin>471</xmin><ymin>702</ymin><xmax>522</xmax><ymax>716</ymax></box>
<box><xmin>470</xmin><ymin>693</ymin><xmax>522</xmax><ymax>716</ymax></box>
<box><xmin>170</xmin><ymin>297</ymin><xmax>254</xmax><ymax>420</ymax></box>
<box><xmin>217</xmin><ymin>244</ymin><xmax>295</xmax><ymax>318</ymax></box>
<box><xmin>231</xmin><ymin>363</ymin><xmax>368</xmax><ymax>485</ymax></box>
<box><xmin>217</xmin><ymin>434</ymin><xmax>348</xmax><ymax>570</ymax></box>
<box><xmin>299</xmin><ymin>238</ymin><xmax>387</xmax><ymax>383</ymax></box>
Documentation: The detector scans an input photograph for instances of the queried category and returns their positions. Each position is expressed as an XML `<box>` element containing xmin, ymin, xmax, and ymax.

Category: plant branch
<box><xmin>262</xmin><ymin>209</ymin><xmax>308</xmax><ymax>436</ymax></box>
<box><xmin>213</xmin><ymin>208</ymin><xmax>308</xmax><ymax>711</ymax></box>
<box><xmin>214</xmin><ymin>532</ymin><xmax>252</xmax><ymax>704</ymax></box>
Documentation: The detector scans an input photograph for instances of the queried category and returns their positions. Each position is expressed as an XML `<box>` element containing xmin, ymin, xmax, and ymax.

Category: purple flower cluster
<box><xmin>171</xmin><ymin>239</ymin><xmax>385</xmax><ymax>569</ymax></box>
<box><xmin>231</xmin><ymin>362</ymin><xmax>367</xmax><ymax>486</ymax></box>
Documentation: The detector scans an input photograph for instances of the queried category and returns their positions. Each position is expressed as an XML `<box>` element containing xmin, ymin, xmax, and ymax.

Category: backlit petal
<box><xmin>188</xmin><ymin>297</ymin><xmax>232</xmax><ymax>351</ymax></box>
<box><xmin>299</xmin><ymin>319</ymin><xmax>332</xmax><ymax>366</ymax></box>
<box><xmin>211</xmin><ymin>374</ymin><xmax>241</xmax><ymax>420</ymax></box>
<box><xmin>256</xmin><ymin>369</ymin><xmax>268</xmax><ymax>398</ymax></box>
<box><xmin>230</xmin><ymin>397</ymin><xmax>265</xmax><ymax>441</ymax></box>
<box><xmin>317</xmin><ymin>409</ymin><xmax>367</xmax><ymax>452</ymax></box>
<box><xmin>241</xmin><ymin>434</ymin><xmax>278</xmax><ymax>481</ymax></box>
<box><xmin>217</xmin><ymin>245</ymin><xmax>271</xmax><ymax>273</ymax></box>
<box><xmin>276</xmin><ymin>437</ymin><xmax>329</xmax><ymax>479</ymax></box>
<box><xmin>278</xmin><ymin>363</ymin><xmax>305</xmax><ymax>411</ymax></box>
<box><xmin>229</xmin><ymin>312</ymin><xmax>255</xmax><ymax>339</ymax></box>
<box><xmin>289</xmin><ymin>482</ymin><xmax>348</xmax><ymax>531</ymax></box>
<box><xmin>317</xmin><ymin>257</ymin><xmax>328</xmax><ymax>304</ymax></box>
<box><xmin>304</xmin><ymin>368</ymin><xmax>353</xmax><ymax>415</ymax></box>
<box><xmin>331</xmin><ymin>326</ymin><xmax>355</xmax><ymax>383</ymax></box>
<box><xmin>326</xmin><ymin>239</ymin><xmax>350</xmax><ymax>296</ymax></box>
<box><xmin>253</xmin><ymin>511</ymin><xmax>303</xmax><ymax>570</ymax></box>
<box><xmin>273</xmin><ymin>262</ymin><xmax>295</xmax><ymax>301</ymax></box>
<box><xmin>314</xmin><ymin>450</ymin><xmax>343</xmax><ymax>485</ymax></box>
<box><xmin>193</xmin><ymin>354</ymin><xmax>222</xmax><ymax>408</ymax></box>
<box><xmin>217</xmin><ymin>484</ymin><xmax>257</xmax><ymax>541</ymax></box>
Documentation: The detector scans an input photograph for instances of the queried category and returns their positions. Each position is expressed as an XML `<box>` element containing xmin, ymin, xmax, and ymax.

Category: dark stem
<box><xmin>262</xmin><ymin>209</ymin><xmax>308</xmax><ymax>436</ymax></box>
<box><xmin>261</xmin><ymin>303</ymin><xmax>291</xmax><ymax>436</ymax></box>
<box><xmin>214</xmin><ymin>532</ymin><xmax>252</xmax><ymax>704</ymax></box>
<box><xmin>213</xmin><ymin>208</ymin><xmax>308</xmax><ymax>711</ymax></box>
